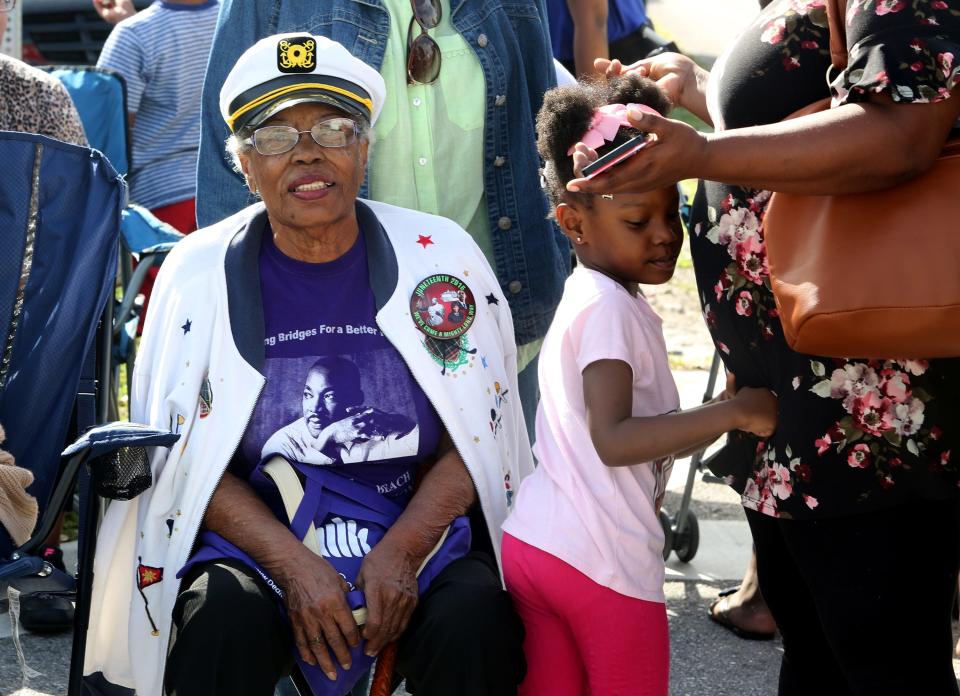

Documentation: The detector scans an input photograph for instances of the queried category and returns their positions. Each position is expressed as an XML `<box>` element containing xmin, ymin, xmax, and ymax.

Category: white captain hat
<box><xmin>220</xmin><ymin>33</ymin><xmax>386</xmax><ymax>133</ymax></box>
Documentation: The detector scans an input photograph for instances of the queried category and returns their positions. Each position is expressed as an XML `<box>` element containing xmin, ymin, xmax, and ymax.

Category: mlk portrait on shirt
<box><xmin>262</xmin><ymin>355</ymin><xmax>418</xmax><ymax>466</ymax></box>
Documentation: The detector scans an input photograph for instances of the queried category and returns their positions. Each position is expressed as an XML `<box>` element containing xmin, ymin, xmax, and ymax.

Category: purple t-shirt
<box><xmin>235</xmin><ymin>226</ymin><xmax>442</xmax><ymax>522</ymax></box>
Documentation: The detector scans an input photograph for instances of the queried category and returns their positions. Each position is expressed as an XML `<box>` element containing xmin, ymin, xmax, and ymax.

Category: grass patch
<box><xmin>62</xmin><ymin>511</ymin><xmax>79</xmax><ymax>543</ymax></box>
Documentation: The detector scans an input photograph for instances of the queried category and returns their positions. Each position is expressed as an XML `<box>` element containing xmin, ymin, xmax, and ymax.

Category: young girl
<box><xmin>501</xmin><ymin>76</ymin><xmax>778</xmax><ymax>696</ymax></box>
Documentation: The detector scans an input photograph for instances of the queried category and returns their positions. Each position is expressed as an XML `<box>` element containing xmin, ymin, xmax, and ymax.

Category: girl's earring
<box><xmin>576</xmin><ymin>234</ymin><xmax>584</xmax><ymax>245</ymax></box>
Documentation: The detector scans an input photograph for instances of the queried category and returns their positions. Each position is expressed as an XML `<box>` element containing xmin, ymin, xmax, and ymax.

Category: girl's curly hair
<box><xmin>537</xmin><ymin>74</ymin><xmax>671</xmax><ymax>212</ymax></box>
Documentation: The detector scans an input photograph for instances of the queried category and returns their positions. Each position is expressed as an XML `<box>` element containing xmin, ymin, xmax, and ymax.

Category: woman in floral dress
<box><xmin>568</xmin><ymin>0</ymin><xmax>960</xmax><ymax>692</ymax></box>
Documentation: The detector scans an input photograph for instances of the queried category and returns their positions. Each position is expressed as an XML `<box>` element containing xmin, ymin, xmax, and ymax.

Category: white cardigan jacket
<box><xmin>84</xmin><ymin>200</ymin><xmax>534</xmax><ymax>694</ymax></box>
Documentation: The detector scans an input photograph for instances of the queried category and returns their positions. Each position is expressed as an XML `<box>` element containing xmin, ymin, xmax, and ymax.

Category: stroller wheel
<box><xmin>659</xmin><ymin>509</ymin><xmax>674</xmax><ymax>561</ymax></box>
<box><xmin>673</xmin><ymin>510</ymin><xmax>700</xmax><ymax>563</ymax></box>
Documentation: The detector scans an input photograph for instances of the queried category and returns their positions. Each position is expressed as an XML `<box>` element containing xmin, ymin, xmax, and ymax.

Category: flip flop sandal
<box><xmin>708</xmin><ymin>594</ymin><xmax>776</xmax><ymax>641</ymax></box>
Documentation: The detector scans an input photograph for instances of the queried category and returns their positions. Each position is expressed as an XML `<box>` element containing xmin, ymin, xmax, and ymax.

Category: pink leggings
<box><xmin>502</xmin><ymin>533</ymin><xmax>669</xmax><ymax>696</ymax></box>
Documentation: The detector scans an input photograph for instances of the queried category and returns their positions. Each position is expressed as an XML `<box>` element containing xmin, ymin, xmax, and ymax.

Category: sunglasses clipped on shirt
<box><xmin>242</xmin><ymin>116</ymin><xmax>360</xmax><ymax>156</ymax></box>
<box><xmin>407</xmin><ymin>0</ymin><xmax>442</xmax><ymax>85</ymax></box>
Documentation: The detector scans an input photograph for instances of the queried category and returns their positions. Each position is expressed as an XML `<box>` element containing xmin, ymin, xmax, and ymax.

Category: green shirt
<box><xmin>369</xmin><ymin>0</ymin><xmax>491</xmax><ymax>263</ymax></box>
<box><xmin>369</xmin><ymin>0</ymin><xmax>540</xmax><ymax>369</ymax></box>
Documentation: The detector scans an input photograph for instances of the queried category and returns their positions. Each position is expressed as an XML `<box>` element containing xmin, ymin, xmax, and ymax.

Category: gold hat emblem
<box><xmin>277</xmin><ymin>37</ymin><xmax>316</xmax><ymax>73</ymax></box>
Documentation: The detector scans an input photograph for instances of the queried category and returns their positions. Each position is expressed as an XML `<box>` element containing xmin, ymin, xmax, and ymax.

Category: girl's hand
<box><xmin>567</xmin><ymin>109</ymin><xmax>708</xmax><ymax>195</ymax></box>
<box><xmin>732</xmin><ymin>387</ymin><xmax>778</xmax><ymax>438</ymax></box>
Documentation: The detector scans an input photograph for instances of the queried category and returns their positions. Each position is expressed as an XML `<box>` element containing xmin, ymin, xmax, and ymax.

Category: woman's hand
<box><xmin>595</xmin><ymin>53</ymin><xmax>697</xmax><ymax>106</ymax></box>
<box><xmin>595</xmin><ymin>53</ymin><xmax>713</xmax><ymax>123</ymax></box>
<box><xmin>567</xmin><ymin>109</ymin><xmax>708</xmax><ymax>195</ymax></box>
<box><xmin>350</xmin><ymin>431</ymin><xmax>476</xmax><ymax>654</ymax></box>
<box><xmin>355</xmin><ymin>539</ymin><xmax>420</xmax><ymax>657</ymax></box>
<box><xmin>277</xmin><ymin>546</ymin><xmax>361</xmax><ymax>680</ymax></box>
<box><xmin>731</xmin><ymin>387</ymin><xmax>779</xmax><ymax>438</ymax></box>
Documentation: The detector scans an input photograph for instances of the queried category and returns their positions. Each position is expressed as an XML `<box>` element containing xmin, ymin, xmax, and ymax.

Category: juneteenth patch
<box><xmin>410</xmin><ymin>275</ymin><xmax>477</xmax><ymax>340</ymax></box>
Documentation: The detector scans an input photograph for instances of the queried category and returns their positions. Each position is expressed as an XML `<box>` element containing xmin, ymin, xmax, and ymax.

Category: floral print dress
<box><xmin>690</xmin><ymin>0</ymin><xmax>960</xmax><ymax>519</ymax></box>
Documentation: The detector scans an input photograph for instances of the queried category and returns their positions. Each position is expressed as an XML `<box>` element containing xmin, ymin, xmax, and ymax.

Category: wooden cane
<box><xmin>369</xmin><ymin>642</ymin><xmax>399</xmax><ymax>696</ymax></box>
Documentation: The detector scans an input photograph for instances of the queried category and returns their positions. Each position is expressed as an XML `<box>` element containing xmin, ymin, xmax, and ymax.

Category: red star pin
<box><xmin>417</xmin><ymin>234</ymin><xmax>434</xmax><ymax>249</ymax></box>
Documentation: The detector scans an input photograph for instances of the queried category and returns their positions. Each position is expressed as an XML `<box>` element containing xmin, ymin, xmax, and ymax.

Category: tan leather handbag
<box><xmin>764</xmin><ymin>0</ymin><xmax>960</xmax><ymax>358</ymax></box>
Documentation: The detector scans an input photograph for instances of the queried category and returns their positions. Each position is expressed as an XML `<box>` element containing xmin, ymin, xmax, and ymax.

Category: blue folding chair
<box><xmin>41</xmin><ymin>66</ymin><xmax>130</xmax><ymax>178</ymax></box>
<box><xmin>0</xmin><ymin>132</ymin><xmax>182</xmax><ymax>695</ymax></box>
<box><xmin>0</xmin><ymin>132</ymin><xmax>122</xmax><ymax>558</ymax></box>
<box><xmin>41</xmin><ymin>65</ymin><xmax>185</xmax><ymax>412</ymax></box>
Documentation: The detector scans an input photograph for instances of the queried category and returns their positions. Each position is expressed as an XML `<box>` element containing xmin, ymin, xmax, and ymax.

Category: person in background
<box><xmin>97</xmin><ymin>0</ymin><xmax>217</xmax><ymax>232</ymax></box>
<box><xmin>501</xmin><ymin>73</ymin><xmax>778</xmax><ymax>696</ymax></box>
<box><xmin>96</xmin><ymin>0</ymin><xmax>219</xmax><ymax>328</ymax></box>
<box><xmin>0</xmin><ymin>2</ymin><xmax>86</xmax><ymax>147</ymax></box>
<box><xmin>92</xmin><ymin>0</ymin><xmax>137</xmax><ymax>24</ymax></box>
<box><xmin>546</xmin><ymin>0</ymin><xmax>678</xmax><ymax>78</ymax></box>
<box><xmin>0</xmin><ymin>0</ymin><xmax>88</xmax><ymax>634</ymax></box>
<box><xmin>195</xmin><ymin>0</ymin><xmax>572</xmax><ymax>439</ymax></box>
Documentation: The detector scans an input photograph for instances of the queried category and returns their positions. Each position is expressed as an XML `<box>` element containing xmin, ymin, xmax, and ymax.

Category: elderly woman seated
<box><xmin>83</xmin><ymin>34</ymin><xmax>531</xmax><ymax>696</ymax></box>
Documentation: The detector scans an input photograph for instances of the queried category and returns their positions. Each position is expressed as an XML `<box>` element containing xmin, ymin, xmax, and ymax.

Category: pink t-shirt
<box><xmin>503</xmin><ymin>267</ymin><xmax>679</xmax><ymax>602</ymax></box>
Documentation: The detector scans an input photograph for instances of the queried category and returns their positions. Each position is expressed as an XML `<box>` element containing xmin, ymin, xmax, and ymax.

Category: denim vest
<box><xmin>197</xmin><ymin>0</ymin><xmax>571</xmax><ymax>346</ymax></box>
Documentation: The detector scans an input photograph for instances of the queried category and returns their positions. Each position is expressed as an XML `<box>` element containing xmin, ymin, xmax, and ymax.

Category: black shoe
<box><xmin>19</xmin><ymin>592</ymin><xmax>74</xmax><ymax>633</ymax></box>
<box><xmin>17</xmin><ymin>545</ymin><xmax>73</xmax><ymax>633</ymax></box>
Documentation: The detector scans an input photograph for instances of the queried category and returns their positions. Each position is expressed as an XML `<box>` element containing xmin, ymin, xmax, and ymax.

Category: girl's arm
<box><xmin>674</xmin><ymin>391</ymin><xmax>735</xmax><ymax>458</ymax></box>
<box><xmin>583</xmin><ymin>359</ymin><xmax>776</xmax><ymax>467</ymax></box>
<box><xmin>674</xmin><ymin>372</ymin><xmax>738</xmax><ymax>458</ymax></box>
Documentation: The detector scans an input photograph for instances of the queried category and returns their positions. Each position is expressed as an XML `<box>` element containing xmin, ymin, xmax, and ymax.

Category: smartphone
<box><xmin>580</xmin><ymin>132</ymin><xmax>649</xmax><ymax>179</ymax></box>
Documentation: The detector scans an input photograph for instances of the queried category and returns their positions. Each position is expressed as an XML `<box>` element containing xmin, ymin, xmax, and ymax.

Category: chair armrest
<box><xmin>62</xmin><ymin>422</ymin><xmax>179</xmax><ymax>460</ymax></box>
<box><xmin>63</xmin><ymin>422</ymin><xmax>180</xmax><ymax>501</ymax></box>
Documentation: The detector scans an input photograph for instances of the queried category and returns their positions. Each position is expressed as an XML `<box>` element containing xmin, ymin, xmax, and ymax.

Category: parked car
<box><xmin>22</xmin><ymin>0</ymin><xmax>150</xmax><ymax>65</ymax></box>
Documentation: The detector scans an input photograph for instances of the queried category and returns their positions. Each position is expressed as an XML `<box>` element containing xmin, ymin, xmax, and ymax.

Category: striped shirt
<box><xmin>97</xmin><ymin>1</ymin><xmax>220</xmax><ymax>210</ymax></box>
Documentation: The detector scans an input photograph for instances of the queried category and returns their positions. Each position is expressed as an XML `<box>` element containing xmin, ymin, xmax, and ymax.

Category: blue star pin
<box><xmin>485</xmin><ymin>293</ymin><xmax>499</xmax><ymax>306</ymax></box>
<box><xmin>181</xmin><ymin>319</ymin><xmax>192</xmax><ymax>335</ymax></box>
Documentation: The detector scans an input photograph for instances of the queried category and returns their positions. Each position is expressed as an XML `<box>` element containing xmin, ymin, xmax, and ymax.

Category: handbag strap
<box><xmin>825</xmin><ymin>0</ymin><xmax>848</xmax><ymax>72</ymax></box>
<box><xmin>782</xmin><ymin>1</ymin><xmax>848</xmax><ymax>121</ymax></box>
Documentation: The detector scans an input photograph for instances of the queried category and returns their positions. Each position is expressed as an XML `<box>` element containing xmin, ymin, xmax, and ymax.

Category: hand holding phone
<box><xmin>580</xmin><ymin>132</ymin><xmax>649</xmax><ymax>179</ymax></box>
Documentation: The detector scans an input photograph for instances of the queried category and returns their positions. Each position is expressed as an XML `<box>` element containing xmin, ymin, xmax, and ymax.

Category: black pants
<box><xmin>747</xmin><ymin>498</ymin><xmax>960</xmax><ymax>696</ymax></box>
<box><xmin>164</xmin><ymin>552</ymin><xmax>525</xmax><ymax>696</ymax></box>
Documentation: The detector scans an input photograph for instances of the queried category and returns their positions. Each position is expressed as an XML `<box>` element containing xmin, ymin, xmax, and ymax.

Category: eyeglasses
<box><xmin>407</xmin><ymin>0</ymin><xmax>442</xmax><ymax>85</ymax></box>
<box><xmin>242</xmin><ymin>116</ymin><xmax>360</xmax><ymax>156</ymax></box>
<box><xmin>1</xmin><ymin>0</ymin><xmax>16</xmax><ymax>12</ymax></box>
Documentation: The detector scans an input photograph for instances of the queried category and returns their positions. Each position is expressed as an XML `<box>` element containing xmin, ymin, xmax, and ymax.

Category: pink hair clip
<box><xmin>567</xmin><ymin>103</ymin><xmax>660</xmax><ymax>155</ymax></box>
